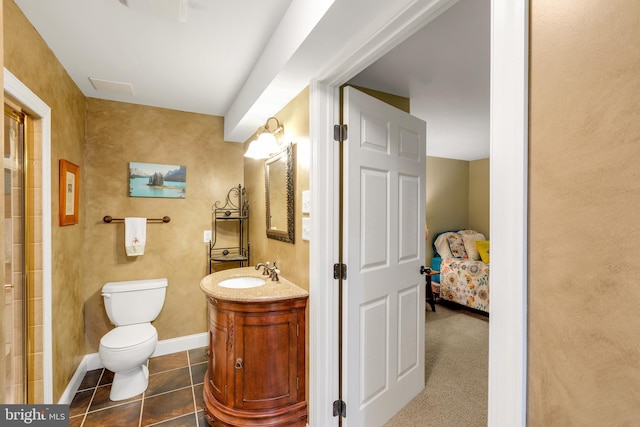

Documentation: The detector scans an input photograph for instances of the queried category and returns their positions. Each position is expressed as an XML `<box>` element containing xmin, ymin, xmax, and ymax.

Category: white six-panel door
<box><xmin>343</xmin><ymin>87</ymin><xmax>426</xmax><ymax>426</ymax></box>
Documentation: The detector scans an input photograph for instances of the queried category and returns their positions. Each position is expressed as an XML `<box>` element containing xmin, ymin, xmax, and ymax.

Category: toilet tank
<box><xmin>102</xmin><ymin>278</ymin><xmax>168</xmax><ymax>326</ymax></box>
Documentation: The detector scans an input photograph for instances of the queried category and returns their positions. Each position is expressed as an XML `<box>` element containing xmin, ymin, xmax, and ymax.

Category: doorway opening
<box><xmin>307</xmin><ymin>1</ymin><xmax>528</xmax><ymax>425</ymax></box>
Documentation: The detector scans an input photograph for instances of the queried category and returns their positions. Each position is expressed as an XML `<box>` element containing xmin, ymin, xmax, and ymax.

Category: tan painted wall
<box><xmin>4</xmin><ymin>0</ymin><xmax>87</xmax><ymax>401</ymax></box>
<box><xmin>244</xmin><ymin>87</ymin><xmax>310</xmax><ymax>291</ymax></box>
<box><xmin>425</xmin><ymin>156</ymin><xmax>469</xmax><ymax>260</ymax></box>
<box><xmin>468</xmin><ymin>158</ymin><xmax>489</xmax><ymax>238</ymax></box>
<box><xmin>528</xmin><ymin>0</ymin><xmax>640</xmax><ymax>424</ymax></box>
<box><xmin>83</xmin><ymin>99</ymin><xmax>243</xmax><ymax>353</ymax></box>
<box><xmin>425</xmin><ymin>156</ymin><xmax>489</xmax><ymax>263</ymax></box>
<box><xmin>349</xmin><ymin>85</ymin><xmax>411</xmax><ymax>113</ymax></box>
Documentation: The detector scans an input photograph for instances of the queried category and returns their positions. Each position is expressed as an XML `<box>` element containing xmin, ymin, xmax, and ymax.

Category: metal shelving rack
<box><xmin>209</xmin><ymin>184</ymin><xmax>250</xmax><ymax>273</ymax></box>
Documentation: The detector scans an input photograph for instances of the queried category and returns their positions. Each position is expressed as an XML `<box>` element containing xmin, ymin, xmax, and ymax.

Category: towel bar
<box><xmin>103</xmin><ymin>216</ymin><xmax>171</xmax><ymax>223</ymax></box>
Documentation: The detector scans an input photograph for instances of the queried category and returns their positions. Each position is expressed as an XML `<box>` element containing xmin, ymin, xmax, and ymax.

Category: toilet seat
<box><xmin>100</xmin><ymin>323</ymin><xmax>157</xmax><ymax>351</ymax></box>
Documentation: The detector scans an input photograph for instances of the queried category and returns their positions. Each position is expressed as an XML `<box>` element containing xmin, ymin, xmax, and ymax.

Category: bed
<box><xmin>430</xmin><ymin>230</ymin><xmax>490</xmax><ymax>314</ymax></box>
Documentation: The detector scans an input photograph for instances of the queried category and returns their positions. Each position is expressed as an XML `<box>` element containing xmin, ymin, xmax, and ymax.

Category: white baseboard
<box><xmin>151</xmin><ymin>332</ymin><xmax>208</xmax><ymax>358</ymax></box>
<box><xmin>58</xmin><ymin>332</ymin><xmax>208</xmax><ymax>404</ymax></box>
<box><xmin>58</xmin><ymin>355</ymin><xmax>95</xmax><ymax>405</ymax></box>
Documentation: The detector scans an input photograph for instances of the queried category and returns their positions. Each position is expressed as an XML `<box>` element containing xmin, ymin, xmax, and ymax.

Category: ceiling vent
<box><xmin>89</xmin><ymin>78</ymin><xmax>135</xmax><ymax>96</ymax></box>
<box><xmin>118</xmin><ymin>0</ymin><xmax>188</xmax><ymax>23</ymax></box>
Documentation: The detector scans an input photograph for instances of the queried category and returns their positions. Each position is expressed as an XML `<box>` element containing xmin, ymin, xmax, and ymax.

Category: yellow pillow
<box><xmin>476</xmin><ymin>240</ymin><xmax>490</xmax><ymax>264</ymax></box>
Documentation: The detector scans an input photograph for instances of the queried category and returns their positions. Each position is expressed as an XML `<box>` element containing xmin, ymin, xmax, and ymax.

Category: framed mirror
<box><xmin>265</xmin><ymin>143</ymin><xmax>294</xmax><ymax>243</ymax></box>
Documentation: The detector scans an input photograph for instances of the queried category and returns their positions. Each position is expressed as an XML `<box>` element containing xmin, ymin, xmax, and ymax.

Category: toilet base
<box><xmin>109</xmin><ymin>364</ymin><xmax>149</xmax><ymax>401</ymax></box>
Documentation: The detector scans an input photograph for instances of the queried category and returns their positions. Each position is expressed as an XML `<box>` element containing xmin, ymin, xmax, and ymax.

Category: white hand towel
<box><xmin>125</xmin><ymin>217</ymin><xmax>147</xmax><ymax>256</ymax></box>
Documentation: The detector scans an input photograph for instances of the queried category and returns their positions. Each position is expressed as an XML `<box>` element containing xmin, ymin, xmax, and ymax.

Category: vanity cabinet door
<box><xmin>233</xmin><ymin>311</ymin><xmax>300</xmax><ymax>410</ymax></box>
<box><xmin>207</xmin><ymin>301</ymin><xmax>232</xmax><ymax>405</ymax></box>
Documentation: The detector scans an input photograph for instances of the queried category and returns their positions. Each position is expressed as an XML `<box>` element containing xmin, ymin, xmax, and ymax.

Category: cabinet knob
<box><xmin>235</xmin><ymin>358</ymin><xmax>243</xmax><ymax>369</ymax></box>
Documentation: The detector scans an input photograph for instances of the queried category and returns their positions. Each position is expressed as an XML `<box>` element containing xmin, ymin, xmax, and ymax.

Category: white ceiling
<box><xmin>14</xmin><ymin>0</ymin><xmax>294</xmax><ymax>116</ymax></box>
<box><xmin>14</xmin><ymin>0</ymin><xmax>488</xmax><ymax>160</ymax></box>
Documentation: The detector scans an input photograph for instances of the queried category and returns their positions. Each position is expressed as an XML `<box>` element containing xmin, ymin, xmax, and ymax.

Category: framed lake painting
<box><xmin>129</xmin><ymin>162</ymin><xmax>186</xmax><ymax>198</ymax></box>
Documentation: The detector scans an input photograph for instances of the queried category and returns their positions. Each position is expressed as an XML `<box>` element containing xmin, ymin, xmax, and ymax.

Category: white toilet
<box><xmin>98</xmin><ymin>278</ymin><xmax>168</xmax><ymax>401</ymax></box>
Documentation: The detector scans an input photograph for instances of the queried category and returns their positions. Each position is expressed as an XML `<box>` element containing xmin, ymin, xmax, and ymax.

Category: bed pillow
<box><xmin>476</xmin><ymin>240</ymin><xmax>490</xmax><ymax>264</ymax></box>
<box><xmin>462</xmin><ymin>233</ymin><xmax>487</xmax><ymax>261</ymax></box>
<box><xmin>458</xmin><ymin>229</ymin><xmax>480</xmax><ymax>238</ymax></box>
<box><xmin>446</xmin><ymin>233</ymin><xmax>467</xmax><ymax>258</ymax></box>
<box><xmin>434</xmin><ymin>232</ymin><xmax>456</xmax><ymax>258</ymax></box>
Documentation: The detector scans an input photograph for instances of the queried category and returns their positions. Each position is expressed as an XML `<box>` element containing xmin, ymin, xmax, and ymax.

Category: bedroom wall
<box><xmin>348</xmin><ymin>85</ymin><xmax>410</xmax><ymax>113</ymax></box>
<box><xmin>528</xmin><ymin>0</ymin><xmax>640</xmax><ymax>424</ymax></box>
<box><xmin>425</xmin><ymin>157</ymin><xmax>489</xmax><ymax>263</ymax></box>
<box><xmin>425</xmin><ymin>156</ymin><xmax>469</xmax><ymax>261</ymax></box>
<box><xmin>468</xmin><ymin>158</ymin><xmax>489</xmax><ymax>238</ymax></box>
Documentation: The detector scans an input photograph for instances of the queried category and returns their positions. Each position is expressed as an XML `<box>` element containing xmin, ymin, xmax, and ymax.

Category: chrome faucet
<box><xmin>256</xmin><ymin>261</ymin><xmax>280</xmax><ymax>281</ymax></box>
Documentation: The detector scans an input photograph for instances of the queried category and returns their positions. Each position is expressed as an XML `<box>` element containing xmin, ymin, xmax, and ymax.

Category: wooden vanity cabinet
<box><xmin>204</xmin><ymin>295</ymin><xmax>308</xmax><ymax>427</ymax></box>
<box><xmin>207</xmin><ymin>305</ymin><xmax>231</xmax><ymax>406</ymax></box>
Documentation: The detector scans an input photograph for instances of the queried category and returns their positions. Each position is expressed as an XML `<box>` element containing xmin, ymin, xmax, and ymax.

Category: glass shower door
<box><xmin>4</xmin><ymin>106</ymin><xmax>26</xmax><ymax>404</ymax></box>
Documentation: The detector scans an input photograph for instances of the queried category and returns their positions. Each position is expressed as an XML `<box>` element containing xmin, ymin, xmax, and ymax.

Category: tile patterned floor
<box><xmin>69</xmin><ymin>347</ymin><xmax>209</xmax><ymax>427</ymax></box>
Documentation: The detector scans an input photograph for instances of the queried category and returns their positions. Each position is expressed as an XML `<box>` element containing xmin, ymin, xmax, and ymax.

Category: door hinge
<box><xmin>333</xmin><ymin>399</ymin><xmax>347</xmax><ymax>418</ymax></box>
<box><xmin>333</xmin><ymin>124</ymin><xmax>348</xmax><ymax>142</ymax></box>
<box><xmin>333</xmin><ymin>263</ymin><xmax>347</xmax><ymax>280</ymax></box>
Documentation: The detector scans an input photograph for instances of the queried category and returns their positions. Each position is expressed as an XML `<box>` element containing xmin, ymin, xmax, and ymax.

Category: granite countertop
<box><xmin>200</xmin><ymin>266</ymin><xmax>308</xmax><ymax>302</ymax></box>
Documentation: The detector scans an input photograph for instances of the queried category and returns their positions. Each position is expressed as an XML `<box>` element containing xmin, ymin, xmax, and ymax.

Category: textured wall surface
<box><xmin>529</xmin><ymin>0</ymin><xmax>640</xmax><ymax>424</ymax></box>
<box><xmin>4</xmin><ymin>0</ymin><xmax>87</xmax><ymax>401</ymax></box>
<box><xmin>244</xmin><ymin>88</ymin><xmax>310</xmax><ymax>291</ymax></box>
<box><xmin>84</xmin><ymin>99</ymin><xmax>244</xmax><ymax>353</ymax></box>
<box><xmin>349</xmin><ymin>85</ymin><xmax>410</xmax><ymax>113</ymax></box>
<box><xmin>468</xmin><ymin>158</ymin><xmax>489</xmax><ymax>238</ymax></box>
<box><xmin>426</xmin><ymin>156</ymin><xmax>469</xmax><ymax>261</ymax></box>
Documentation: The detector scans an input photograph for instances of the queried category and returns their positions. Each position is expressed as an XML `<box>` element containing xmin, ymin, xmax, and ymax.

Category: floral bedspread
<box><xmin>439</xmin><ymin>257</ymin><xmax>490</xmax><ymax>313</ymax></box>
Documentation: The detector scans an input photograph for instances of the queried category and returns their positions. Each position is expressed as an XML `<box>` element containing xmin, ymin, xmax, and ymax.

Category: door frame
<box><xmin>4</xmin><ymin>68</ymin><xmax>53</xmax><ymax>403</ymax></box>
<box><xmin>308</xmin><ymin>0</ymin><xmax>528</xmax><ymax>425</ymax></box>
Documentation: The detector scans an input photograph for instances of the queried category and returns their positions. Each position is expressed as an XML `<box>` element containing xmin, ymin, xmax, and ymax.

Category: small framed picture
<box><xmin>59</xmin><ymin>159</ymin><xmax>80</xmax><ymax>226</ymax></box>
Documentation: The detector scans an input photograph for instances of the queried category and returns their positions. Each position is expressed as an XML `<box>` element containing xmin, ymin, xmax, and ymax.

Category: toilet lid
<box><xmin>100</xmin><ymin>323</ymin><xmax>157</xmax><ymax>350</ymax></box>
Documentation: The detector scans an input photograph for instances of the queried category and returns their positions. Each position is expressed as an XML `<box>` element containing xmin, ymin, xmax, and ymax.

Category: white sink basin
<box><xmin>218</xmin><ymin>276</ymin><xmax>267</xmax><ymax>289</ymax></box>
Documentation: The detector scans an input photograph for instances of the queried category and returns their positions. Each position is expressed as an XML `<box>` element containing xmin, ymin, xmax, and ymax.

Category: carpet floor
<box><xmin>384</xmin><ymin>302</ymin><xmax>489</xmax><ymax>427</ymax></box>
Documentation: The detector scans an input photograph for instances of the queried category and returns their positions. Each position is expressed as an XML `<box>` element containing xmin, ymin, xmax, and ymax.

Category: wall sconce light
<box><xmin>244</xmin><ymin>117</ymin><xmax>285</xmax><ymax>159</ymax></box>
